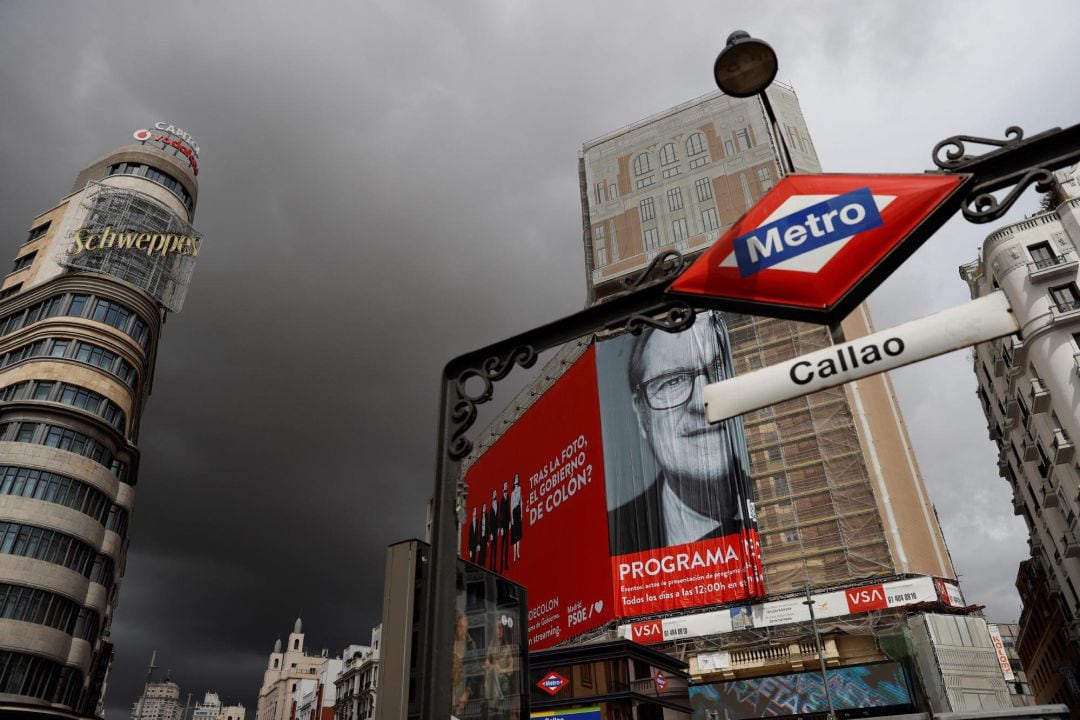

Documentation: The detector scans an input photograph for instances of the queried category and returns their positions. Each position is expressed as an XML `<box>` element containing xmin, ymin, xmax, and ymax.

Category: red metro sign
<box><xmin>537</xmin><ymin>671</ymin><xmax>569</xmax><ymax>696</ymax></box>
<box><xmin>668</xmin><ymin>174</ymin><xmax>970</xmax><ymax>323</ymax></box>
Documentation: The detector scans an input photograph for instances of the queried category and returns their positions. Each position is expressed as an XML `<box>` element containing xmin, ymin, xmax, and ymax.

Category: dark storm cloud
<box><xmin>1</xmin><ymin>1</ymin><xmax>1078</xmax><ymax>716</ymax></box>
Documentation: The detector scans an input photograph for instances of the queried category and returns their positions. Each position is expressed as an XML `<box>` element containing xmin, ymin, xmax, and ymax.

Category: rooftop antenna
<box><xmin>134</xmin><ymin>651</ymin><xmax>158</xmax><ymax>720</ymax></box>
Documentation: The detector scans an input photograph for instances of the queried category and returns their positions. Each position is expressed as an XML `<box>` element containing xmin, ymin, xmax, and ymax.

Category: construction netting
<box><xmin>59</xmin><ymin>181</ymin><xmax>200</xmax><ymax>312</ymax></box>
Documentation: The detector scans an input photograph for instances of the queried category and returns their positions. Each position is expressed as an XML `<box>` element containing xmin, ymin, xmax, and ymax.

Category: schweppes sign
<box><xmin>68</xmin><ymin>226</ymin><xmax>200</xmax><ymax>258</ymax></box>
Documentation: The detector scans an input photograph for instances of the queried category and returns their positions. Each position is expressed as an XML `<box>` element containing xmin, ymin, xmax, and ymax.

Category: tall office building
<box><xmin>0</xmin><ymin>124</ymin><xmax>202</xmax><ymax>717</ymax></box>
<box><xmin>961</xmin><ymin>164</ymin><xmax>1080</xmax><ymax>713</ymax></box>
<box><xmin>577</xmin><ymin>85</ymin><xmax>953</xmax><ymax>595</ymax></box>
<box><xmin>130</xmin><ymin>680</ymin><xmax>184</xmax><ymax>720</ymax></box>
<box><xmin>462</xmin><ymin>87</ymin><xmax>983</xmax><ymax>714</ymax></box>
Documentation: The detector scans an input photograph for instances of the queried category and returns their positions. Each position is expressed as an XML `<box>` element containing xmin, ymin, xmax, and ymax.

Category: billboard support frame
<box><xmin>422</xmin><ymin>122</ymin><xmax>1080</xmax><ymax>720</ymax></box>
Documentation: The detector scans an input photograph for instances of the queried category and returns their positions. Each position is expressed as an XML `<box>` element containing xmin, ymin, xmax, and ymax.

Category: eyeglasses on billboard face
<box><xmin>637</xmin><ymin>362</ymin><xmax>724</xmax><ymax>411</ymax></box>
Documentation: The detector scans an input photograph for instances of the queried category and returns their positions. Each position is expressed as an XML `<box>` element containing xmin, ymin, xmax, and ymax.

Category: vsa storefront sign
<box><xmin>67</xmin><ymin>226</ymin><xmax>201</xmax><ymax>258</ymax></box>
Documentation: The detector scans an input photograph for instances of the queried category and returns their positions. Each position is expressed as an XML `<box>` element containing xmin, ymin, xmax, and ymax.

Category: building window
<box><xmin>1050</xmin><ymin>283</ymin><xmax>1080</xmax><ymax>312</ymax></box>
<box><xmin>635</xmin><ymin>176</ymin><xmax>654</xmax><ymax>190</ymax></box>
<box><xmin>609</xmin><ymin>222</ymin><xmax>619</xmax><ymax>262</ymax></box>
<box><xmin>757</xmin><ymin>166</ymin><xmax>774</xmax><ymax>193</ymax></box>
<box><xmin>594</xmin><ymin>226</ymin><xmax>606</xmax><ymax>267</ymax></box>
<box><xmin>643</xmin><ymin>227</ymin><xmax>660</xmax><ymax>251</ymax></box>
<box><xmin>662</xmin><ymin>166</ymin><xmax>681</xmax><ymax>179</ymax></box>
<box><xmin>107</xmin><ymin>162</ymin><xmax>193</xmax><ymax>213</ymax></box>
<box><xmin>24</xmin><ymin>222</ymin><xmax>50</xmax><ymax>245</ymax></box>
<box><xmin>735</xmin><ymin>128</ymin><xmax>752</xmax><ymax>152</ymax></box>
<box><xmin>686</xmin><ymin>133</ymin><xmax>706</xmax><ymax>156</ymax></box>
<box><xmin>594</xmin><ymin>183</ymin><xmax>604</xmax><ymax>206</ymax></box>
<box><xmin>1036</xmin><ymin>441</ymin><xmax>1050</xmax><ymax>479</ymax></box>
<box><xmin>702</xmin><ymin>207</ymin><xmax>719</xmax><ymax>232</ymax></box>
<box><xmin>1028</xmin><ymin>241</ymin><xmax>1059</xmax><ymax>269</ymax></box>
<box><xmin>0</xmin><ymin>466</ymin><xmax>113</xmax><ymax>527</ymax></box>
<box><xmin>11</xmin><ymin>252</ymin><xmax>36</xmax><ymax>273</ymax></box>
<box><xmin>608</xmin><ymin>183</ymin><xmax>617</xmax><ymax>201</ymax></box>
<box><xmin>660</xmin><ymin>143</ymin><xmax>677</xmax><ymax>166</ymax></box>
<box><xmin>0</xmin><ymin>421</ymin><xmax>126</xmax><ymax>481</ymax></box>
<box><xmin>0</xmin><ymin>285</ymin><xmax>22</xmax><ymax>301</ymax></box>
<box><xmin>639</xmin><ymin>197</ymin><xmax>655</xmax><ymax>222</ymax></box>
<box><xmin>0</xmin><ymin>521</ymin><xmax>97</xmax><ymax>577</ymax></box>
<box><xmin>695</xmin><ymin>177</ymin><xmax>713</xmax><ymax>202</ymax></box>
<box><xmin>633</xmin><ymin>154</ymin><xmax>651</xmax><ymax>176</ymax></box>
<box><xmin>666</xmin><ymin>187</ymin><xmax>684</xmax><ymax>212</ymax></box>
<box><xmin>724</xmin><ymin>139</ymin><xmax>735</xmax><ymax>156</ymax></box>
<box><xmin>672</xmin><ymin>218</ymin><xmax>689</xmax><ymax>242</ymax></box>
<box><xmin>0</xmin><ymin>292</ymin><xmax>150</xmax><ymax>349</ymax></box>
<box><xmin>0</xmin><ymin>650</ymin><xmax>83</xmax><ymax>705</ymax></box>
<box><xmin>739</xmin><ymin>174</ymin><xmax>754</xmax><ymax>210</ymax></box>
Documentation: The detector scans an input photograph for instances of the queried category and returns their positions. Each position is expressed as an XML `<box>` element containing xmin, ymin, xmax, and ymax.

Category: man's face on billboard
<box><xmin>633</xmin><ymin>318</ymin><xmax>733</xmax><ymax>506</ymax></box>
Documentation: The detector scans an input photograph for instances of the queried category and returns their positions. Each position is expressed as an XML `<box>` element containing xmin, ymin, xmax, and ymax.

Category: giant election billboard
<box><xmin>461</xmin><ymin>311</ymin><xmax>763</xmax><ymax>649</ymax></box>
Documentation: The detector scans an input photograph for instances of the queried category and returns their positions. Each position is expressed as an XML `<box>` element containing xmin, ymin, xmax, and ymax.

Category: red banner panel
<box><xmin>461</xmin><ymin>346</ymin><xmax>614</xmax><ymax>649</ymax></box>
<box><xmin>611</xmin><ymin>533</ymin><xmax>763</xmax><ymax>615</ymax></box>
<box><xmin>461</xmin><ymin>311</ymin><xmax>765</xmax><ymax>647</ymax></box>
<box><xmin>596</xmin><ymin>311</ymin><xmax>765</xmax><ymax>616</ymax></box>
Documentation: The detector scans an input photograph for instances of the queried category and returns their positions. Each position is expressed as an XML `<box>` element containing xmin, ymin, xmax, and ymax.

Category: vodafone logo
<box><xmin>630</xmin><ymin>620</ymin><xmax>662</xmax><ymax>643</ymax></box>
<box><xmin>537</xmin><ymin>671</ymin><xmax>569</xmax><ymax>696</ymax></box>
<box><xmin>133</xmin><ymin>129</ymin><xmax>151</xmax><ymax>142</ymax></box>
<box><xmin>846</xmin><ymin>584</ymin><xmax>887</xmax><ymax>612</ymax></box>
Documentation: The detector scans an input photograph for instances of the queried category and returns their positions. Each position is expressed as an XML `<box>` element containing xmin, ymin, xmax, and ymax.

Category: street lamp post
<box><xmin>714</xmin><ymin>30</ymin><xmax>796</xmax><ymax>177</ymax></box>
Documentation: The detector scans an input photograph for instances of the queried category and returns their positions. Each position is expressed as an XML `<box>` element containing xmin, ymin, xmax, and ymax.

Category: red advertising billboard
<box><xmin>461</xmin><ymin>346</ymin><xmax>614</xmax><ymax>649</ymax></box>
<box><xmin>595</xmin><ymin>312</ymin><xmax>762</xmax><ymax>616</ymax></box>
<box><xmin>461</xmin><ymin>312</ymin><xmax>765</xmax><ymax>648</ymax></box>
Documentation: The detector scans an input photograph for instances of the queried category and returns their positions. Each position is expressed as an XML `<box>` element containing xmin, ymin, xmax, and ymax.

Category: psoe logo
<box><xmin>732</xmin><ymin>187</ymin><xmax>883</xmax><ymax>277</ymax></box>
<box><xmin>537</xmin><ymin>671</ymin><xmax>569</xmax><ymax>696</ymax></box>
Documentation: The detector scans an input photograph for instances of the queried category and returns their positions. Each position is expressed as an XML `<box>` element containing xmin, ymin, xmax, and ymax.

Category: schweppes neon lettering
<box><xmin>67</xmin><ymin>226</ymin><xmax>200</xmax><ymax>258</ymax></box>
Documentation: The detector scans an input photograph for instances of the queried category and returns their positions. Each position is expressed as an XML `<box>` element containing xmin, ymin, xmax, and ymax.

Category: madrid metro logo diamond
<box><xmin>537</xmin><ymin>671</ymin><xmax>569</xmax><ymax>695</ymax></box>
<box><xmin>668</xmin><ymin>173</ymin><xmax>969</xmax><ymax>323</ymax></box>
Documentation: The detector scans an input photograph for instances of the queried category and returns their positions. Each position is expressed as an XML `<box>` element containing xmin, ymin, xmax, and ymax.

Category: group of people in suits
<box><xmin>468</xmin><ymin>475</ymin><xmax>523</xmax><ymax>573</ymax></box>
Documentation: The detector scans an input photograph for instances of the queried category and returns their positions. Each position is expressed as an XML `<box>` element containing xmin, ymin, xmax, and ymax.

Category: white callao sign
<box><xmin>703</xmin><ymin>291</ymin><xmax>1019</xmax><ymax>424</ymax></box>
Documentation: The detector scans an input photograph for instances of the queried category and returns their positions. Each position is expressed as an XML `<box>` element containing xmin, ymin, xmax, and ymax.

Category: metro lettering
<box><xmin>733</xmin><ymin>187</ymin><xmax>883</xmax><ymax>276</ymax></box>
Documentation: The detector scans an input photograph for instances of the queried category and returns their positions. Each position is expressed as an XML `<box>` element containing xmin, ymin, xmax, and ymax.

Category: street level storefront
<box><xmin>528</xmin><ymin>640</ymin><xmax>690</xmax><ymax>720</ymax></box>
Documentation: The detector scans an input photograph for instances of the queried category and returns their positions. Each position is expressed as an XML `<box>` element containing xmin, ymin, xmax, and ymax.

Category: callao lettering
<box><xmin>732</xmin><ymin>187</ymin><xmax>883</xmax><ymax>277</ymax></box>
<box><xmin>789</xmin><ymin>337</ymin><xmax>904</xmax><ymax>386</ymax></box>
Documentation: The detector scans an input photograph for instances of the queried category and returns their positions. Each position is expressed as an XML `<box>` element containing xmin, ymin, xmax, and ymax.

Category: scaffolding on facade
<box><xmin>727</xmin><ymin>313</ymin><xmax>895</xmax><ymax>595</ymax></box>
<box><xmin>59</xmin><ymin>182</ymin><xmax>200</xmax><ymax>313</ymax></box>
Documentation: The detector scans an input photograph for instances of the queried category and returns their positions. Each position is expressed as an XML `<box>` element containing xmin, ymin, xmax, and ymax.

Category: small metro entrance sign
<box><xmin>669</xmin><ymin>174</ymin><xmax>970</xmax><ymax>324</ymax></box>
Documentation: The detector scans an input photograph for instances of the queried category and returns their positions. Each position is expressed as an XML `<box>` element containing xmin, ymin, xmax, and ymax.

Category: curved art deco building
<box><xmin>0</xmin><ymin>128</ymin><xmax>201</xmax><ymax>718</ymax></box>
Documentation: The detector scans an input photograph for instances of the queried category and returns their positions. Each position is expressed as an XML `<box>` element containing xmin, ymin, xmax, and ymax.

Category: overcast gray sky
<box><xmin>1</xmin><ymin>1</ymin><xmax>1077</xmax><ymax>716</ymax></box>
